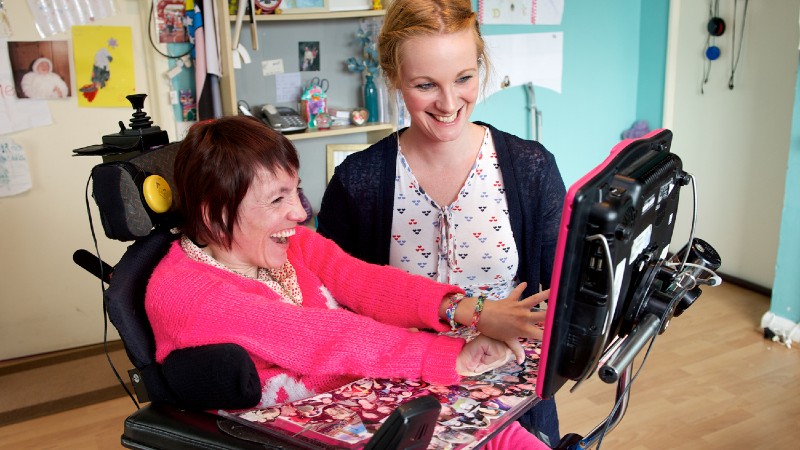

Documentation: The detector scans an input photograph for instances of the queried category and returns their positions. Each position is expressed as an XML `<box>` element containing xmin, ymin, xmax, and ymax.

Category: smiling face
<box><xmin>397</xmin><ymin>30</ymin><xmax>480</xmax><ymax>144</ymax></box>
<box><xmin>206</xmin><ymin>167</ymin><xmax>307</xmax><ymax>274</ymax></box>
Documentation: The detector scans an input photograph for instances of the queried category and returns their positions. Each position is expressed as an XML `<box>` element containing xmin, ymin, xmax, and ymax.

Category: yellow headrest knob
<box><xmin>142</xmin><ymin>174</ymin><xmax>172</xmax><ymax>214</ymax></box>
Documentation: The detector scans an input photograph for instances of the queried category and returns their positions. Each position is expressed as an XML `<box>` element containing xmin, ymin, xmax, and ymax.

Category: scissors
<box><xmin>309</xmin><ymin>77</ymin><xmax>329</xmax><ymax>93</ymax></box>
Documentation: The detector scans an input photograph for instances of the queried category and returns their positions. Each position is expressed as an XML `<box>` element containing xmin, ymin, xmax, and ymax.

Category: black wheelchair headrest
<box><xmin>91</xmin><ymin>142</ymin><xmax>180</xmax><ymax>242</ymax></box>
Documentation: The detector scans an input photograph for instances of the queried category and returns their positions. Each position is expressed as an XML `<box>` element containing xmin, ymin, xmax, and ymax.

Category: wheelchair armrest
<box><xmin>162</xmin><ymin>343</ymin><xmax>261</xmax><ymax>411</ymax></box>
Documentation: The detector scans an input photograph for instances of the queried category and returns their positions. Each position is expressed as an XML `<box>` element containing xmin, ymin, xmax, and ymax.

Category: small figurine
<box><xmin>300</xmin><ymin>84</ymin><xmax>327</xmax><ymax>128</ymax></box>
<box><xmin>372</xmin><ymin>0</ymin><xmax>382</xmax><ymax>10</ymax></box>
<box><xmin>314</xmin><ymin>112</ymin><xmax>333</xmax><ymax>130</ymax></box>
<box><xmin>180</xmin><ymin>89</ymin><xmax>197</xmax><ymax>122</ymax></box>
<box><xmin>350</xmin><ymin>108</ymin><xmax>368</xmax><ymax>126</ymax></box>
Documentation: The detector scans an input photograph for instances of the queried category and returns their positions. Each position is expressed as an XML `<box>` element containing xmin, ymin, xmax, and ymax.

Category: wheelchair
<box><xmin>74</xmin><ymin>95</ymin><xmax>441</xmax><ymax>449</ymax></box>
<box><xmin>74</xmin><ymin>95</ymin><xmax>722</xmax><ymax>450</ymax></box>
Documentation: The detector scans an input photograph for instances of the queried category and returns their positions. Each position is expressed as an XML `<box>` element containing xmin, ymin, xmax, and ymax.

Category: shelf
<box><xmin>286</xmin><ymin>122</ymin><xmax>393</xmax><ymax>141</ymax></box>
<box><xmin>233</xmin><ymin>9</ymin><xmax>386</xmax><ymax>22</ymax></box>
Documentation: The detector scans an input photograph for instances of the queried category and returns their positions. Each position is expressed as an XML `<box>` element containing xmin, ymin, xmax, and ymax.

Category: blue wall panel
<box><xmin>771</xmin><ymin>58</ymin><xmax>800</xmax><ymax>323</ymax></box>
<box><xmin>472</xmin><ymin>0</ymin><xmax>668</xmax><ymax>186</ymax></box>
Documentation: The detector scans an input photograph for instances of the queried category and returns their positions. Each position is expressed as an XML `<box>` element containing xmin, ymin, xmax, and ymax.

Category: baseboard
<box><xmin>0</xmin><ymin>341</ymin><xmax>134</xmax><ymax>426</ymax></box>
<box><xmin>761</xmin><ymin>311</ymin><xmax>800</xmax><ymax>347</ymax></box>
<box><xmin>0</xmin><ymin>385</ymin><xmax>131</xmax><ymax>427</ymax></box>
<box><xmin>0</xmin><ymin>340</ymin><xmax>126</xmax><ymax>376</ymax></box>
<box><xmin>718</xmin><ymin>271</ymin><xmax>772</xmax><ymax>297</ymax></box>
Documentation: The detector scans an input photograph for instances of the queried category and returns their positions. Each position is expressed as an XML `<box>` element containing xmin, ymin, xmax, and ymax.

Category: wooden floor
<box><xmin>1</xmin><ymin>282</ymin><xmax>798</xmax><ymax>449</ymax></box>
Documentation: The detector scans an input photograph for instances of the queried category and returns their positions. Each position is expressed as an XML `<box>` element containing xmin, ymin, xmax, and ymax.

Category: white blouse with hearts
<box><xmin>389</xmin><ymin>127</ymin><xmax>520</xmax><ymax>300</ymax></box>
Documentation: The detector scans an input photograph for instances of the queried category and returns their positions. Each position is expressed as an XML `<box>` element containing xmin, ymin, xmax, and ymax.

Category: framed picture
<box><xmin>279</xmin><ymin>0</ymin><xmax>329</xmax><ymax>14</ymax></box>
<box><xmin>326</xmin><ymin>144</ymin><xmax>369</xmax><ymax>182</ymax></box>
<box><xmin>298</xmin><ymin>41</ymin><xmax>320</xmax><ymax>71</ymax></box>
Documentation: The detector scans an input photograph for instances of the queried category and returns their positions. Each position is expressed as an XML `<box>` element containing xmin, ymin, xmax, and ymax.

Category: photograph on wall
<box><xmin>299</xmin><ymin>41</ymin><xmax>320</xmax><ymax>71</ymax></box>
<box><xmin>71</xmin><ymin>25</ymin><xmax>135</xmax><ymax>107</ymax></box>
<box><xmin>0</xmin><ymin>39</ymin><xmax>54</xmax><ymax>134</ymax></box>
<box><xmin>155</xmin><ymin>0</ymin><xmax>189</xmax><ymax>43</ymax></box>
<box><xmin>7</xmin><ymin>40</ymin><xmax>71</xmax><ymax>99</ymax></box>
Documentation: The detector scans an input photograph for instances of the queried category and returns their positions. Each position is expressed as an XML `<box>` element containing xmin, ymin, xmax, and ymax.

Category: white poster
<box><xmin>479</xmin><ymin>0</ymin><xmax>564</xmax><ymax>26</ymax></box>
<box><xmin>0</xmin><ymin>137</ymin><xmax>33</xmax><ymax>197</ymax></box>
<box><xmin>482</xmin><ymin>32</ymin><xmax>563</xmax><ymax>100</ymax></box>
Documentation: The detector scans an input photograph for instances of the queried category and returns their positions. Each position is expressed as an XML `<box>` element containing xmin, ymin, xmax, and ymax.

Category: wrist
<box><xmin>469</xmin><ymin>294</ymin><xmax>487</xmax><ymax>332</ymax></box>
<box><xmin>451</xmin><ymin>295</ymin><xmax>487</xmax><ymax>331</ymax></box>
<box><xmin>444</xmin><ymin>293</ymin><xmax>465</xmax><ymax>331</ymax></box>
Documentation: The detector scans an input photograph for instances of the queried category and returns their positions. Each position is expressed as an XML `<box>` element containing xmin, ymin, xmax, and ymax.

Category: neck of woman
<box><xmin>400</xmin><ymin>123</ymin><xmax>482</xmax><ymax>170</ymax></box>
<box><xmin>399</xmin><ymin>123</ymin><xmax>486</xmax><ymax>206</ymax></box>
<box><xmin>204</xmin><ymin>244</ymin><xmax>259</xmax><ymax>279</ymax></box>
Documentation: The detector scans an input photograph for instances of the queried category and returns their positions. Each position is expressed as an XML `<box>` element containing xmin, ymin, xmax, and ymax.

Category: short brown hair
<box><xmin>378</xmin><ymin>0</ymin><xmax>490</xmax><ymax>90</ymax></box>
<box><xmin>174</xmin><ymin>116</ymin><xmax>299</xmax><ymax>249</ymax></box>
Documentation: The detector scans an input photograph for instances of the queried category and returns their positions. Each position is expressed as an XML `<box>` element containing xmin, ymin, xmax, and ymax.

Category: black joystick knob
<box><xmin>126</xmin><ymin>93</ymin><xmax>154</xmax><ymax>130</ymax></box>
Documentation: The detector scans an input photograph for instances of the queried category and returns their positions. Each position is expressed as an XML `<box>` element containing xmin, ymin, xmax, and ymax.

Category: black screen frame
<box><xmin>537</xmin><ymin>129</ymin><xmax>685</xmax><ymax>399</ymax></box>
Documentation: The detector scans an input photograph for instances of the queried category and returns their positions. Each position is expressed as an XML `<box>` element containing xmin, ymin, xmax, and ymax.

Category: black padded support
<box><xmin>122</xmin><ymin>403</ymin><xmax>301</xmax><ymax>450</ymax></box>
<box><xmin>163</xmin><ymin>344</ymin><xmax>261</xmax><ymax>411</ymax></box>
<box><xmin>105</xmin><ymin>228</ymin><xmax>179</xmax><ymax>404</ymax></box>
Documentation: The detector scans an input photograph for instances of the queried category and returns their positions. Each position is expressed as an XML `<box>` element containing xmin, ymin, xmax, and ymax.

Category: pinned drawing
<box><xmin>72</xmin><ymin>25</ymin><xmax>135</xmax><ymax>107</ymax></box>
<box><xmin>0</xmin><ymin>137</ymin><xmax>32</xmax><ymax>197</ymax></box>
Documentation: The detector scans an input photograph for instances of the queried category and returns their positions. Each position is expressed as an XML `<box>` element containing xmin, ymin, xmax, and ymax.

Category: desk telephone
<box><xmin>238</xmin><ymin>101</ymin><xmax>307</xmax><ymax>134</ymax></box>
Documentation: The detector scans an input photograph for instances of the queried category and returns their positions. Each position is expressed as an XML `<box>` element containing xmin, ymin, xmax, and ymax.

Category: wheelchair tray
<box><xmin>220</xmin><ymin>336</ymin><xmax>543</xmax><ymax>449</ymax></box>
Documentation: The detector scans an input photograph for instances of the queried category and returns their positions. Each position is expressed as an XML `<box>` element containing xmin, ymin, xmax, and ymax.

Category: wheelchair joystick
<box><xmin>126</xmin><ymin>93</ymin><xmax>155</xmax><ymax>130</ymax></box>
<box><xmin>72</xmin><ymin>93</ymin><xmax>169</xmax><ymax>160</ymax></box>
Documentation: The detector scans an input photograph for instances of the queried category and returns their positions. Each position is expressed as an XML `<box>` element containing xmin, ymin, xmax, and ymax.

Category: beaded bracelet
<box><xmin>469</xmin><ymin>294</ymin><xmax>487</xmax><ymax>333</ymax></box>
<box><xmin>446</xmin><ymin>293</ymin><xmax>465</xmax><ymax>331</ymax></box>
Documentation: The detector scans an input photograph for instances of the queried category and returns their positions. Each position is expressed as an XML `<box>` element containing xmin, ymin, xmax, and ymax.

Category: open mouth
<box><xmin>432</xmin><ymin>110</ymin><xmax>458</xmax><ymax>123</ymax></box>
<box><xmin>270</xmin><ymin>227</ymin><xmax>296</xmax><ymax>244</ymax></box>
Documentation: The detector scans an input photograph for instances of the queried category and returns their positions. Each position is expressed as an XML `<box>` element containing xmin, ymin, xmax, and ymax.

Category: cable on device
<box><xmin>84</xmin><ymin>174</ymin><xmax>141</xmax><ymax>410</ymax></box>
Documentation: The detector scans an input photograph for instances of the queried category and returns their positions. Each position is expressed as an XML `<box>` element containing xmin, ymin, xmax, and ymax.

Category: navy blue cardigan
<box><xmin>318</xmin><ymin>122</ymin><xmax>566</xmax><ymax>297</ymax></box>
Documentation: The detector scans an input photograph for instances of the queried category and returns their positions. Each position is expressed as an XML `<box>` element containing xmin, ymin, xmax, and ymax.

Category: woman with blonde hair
<box><xmin>318</xmin><ymin>0</ymin><xmax>565</xmax><ymax>445</ymax></box>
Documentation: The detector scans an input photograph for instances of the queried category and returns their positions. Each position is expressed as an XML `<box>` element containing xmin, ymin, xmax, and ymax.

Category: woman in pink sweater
<box><xmin>145</xmin><ymin>116</ymin><xmax>550</xmax><ymax>449</ymax></box>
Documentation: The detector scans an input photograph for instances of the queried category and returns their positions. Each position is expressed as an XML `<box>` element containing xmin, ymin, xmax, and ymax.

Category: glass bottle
<box><xmin>363</xmin><ymin>72</ymin><xmax>379</xmax><ymax>123</ymax></box>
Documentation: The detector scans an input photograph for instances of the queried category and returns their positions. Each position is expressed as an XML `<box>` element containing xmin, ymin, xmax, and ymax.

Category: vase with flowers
<box><xmin>346</xmin><ymin>23</ymin><xmax>380</xmax><ymax>123</ymax></box>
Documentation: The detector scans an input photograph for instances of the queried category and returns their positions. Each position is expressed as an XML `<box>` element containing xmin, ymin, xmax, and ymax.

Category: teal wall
<box><xmin>471</xmin><ymin>0</ymin><xmax>669</xmax><ymax>186</ymax></box>
<box><xmin>637</xmin><ymin>0</ymin><xmax>669</xmax><ymax>128</ymax></box>
<box><xmin>771</xmin><ymin>57</ymin><xmax>800</xmax><ymax>323</ymax></box>
<box><xmin>466</xmin><ymin>1</ymin><xmax>800</xmax><ymax>323</ymax></box>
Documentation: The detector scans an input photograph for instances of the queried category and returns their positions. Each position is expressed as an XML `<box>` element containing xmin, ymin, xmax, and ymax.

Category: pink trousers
<box><xmin>483</xmin><ymin>421</ymin><xmax>551</xmax><ymax>449</ymax></box>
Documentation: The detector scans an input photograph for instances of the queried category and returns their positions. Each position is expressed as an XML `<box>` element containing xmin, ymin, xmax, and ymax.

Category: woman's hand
<box><xmin>456</xmin><ymin>335</ymin><xmax>516</xmax><ymax>376</ymax></box>
<box><xmin>479</xmin><ymin>283</ymin><xmax>548</xmax><ymax>343</ymax></box>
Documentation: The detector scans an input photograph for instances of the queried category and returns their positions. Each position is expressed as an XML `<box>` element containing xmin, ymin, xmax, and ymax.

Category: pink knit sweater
<box><xmin>145</xmin><ymin>226</ymin><xmax>467</xmax><ymax>407</ymax></box>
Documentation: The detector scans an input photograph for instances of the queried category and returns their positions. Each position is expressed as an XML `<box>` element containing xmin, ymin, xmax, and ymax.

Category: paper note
<box><xmin>0</xmin><ymin>137</ymin><xmax>32</xmax><ymax>197</ymax></box>
<box><xmin>262</xmin><ymin>59</ymin><xmax>284</xmax><ymax>77</ymax></box>
<box><xmin>275</xmin><ymin>72</ymin><xmax>302</xmax><ymax>103</ymax></box>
